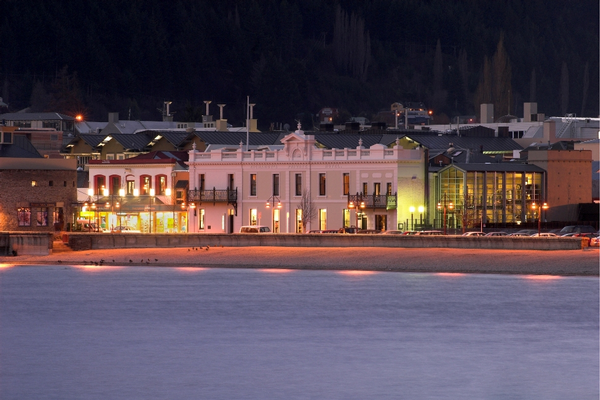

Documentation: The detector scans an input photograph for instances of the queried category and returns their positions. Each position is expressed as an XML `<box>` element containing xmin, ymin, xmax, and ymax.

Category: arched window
<box><xmin>109</xmin><ymin>175</ymin><xmax>121</xmax><ymax>195</ymax></box>
<box><xmin>94</xmin><ymin>175</ymin><xmax>106</xmax><ymax>195</ymax></box>
<box><xmin>140</xmin><ymin>175</ymin><xmax>152</xmax><ymax>195</ymax></box>
<box><xmin>126</xmin><ymin>174</ymin><xmax>135</xmax><ymax>195</ymax></box>
<box><xmin>155</xmin><ymin>175</ymin><xmax>167</xmax><ymax>195</ymax></box>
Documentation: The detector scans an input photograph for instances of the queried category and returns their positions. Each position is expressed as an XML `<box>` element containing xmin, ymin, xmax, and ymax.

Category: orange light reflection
<box><xmin>523</xmin><ymin>275</ymin><xmax>561</xmax><ymax>281</ymax></box>
<box><xmin>0</xmin><ymin>263</ymin><xmax>14</xmax><ymax>269</ymax></box>
<box><xmin>337</xmin><ymin>270</ymin><xmax>377</xmax><ymax>276</ymax></box>
<box><xmin>258</xmin><ymin>269</ymin><xmax>294</xmax><ymax>273</ymax></box>
<box><xmin>435</xmin><ymin>272</ymin><xmax>466</xmax><ymax>277</ymax></box>
<box><xmin>176</xmin><ymin>267</ymin><xmax>208</xmax><ymax>272</ymax></box>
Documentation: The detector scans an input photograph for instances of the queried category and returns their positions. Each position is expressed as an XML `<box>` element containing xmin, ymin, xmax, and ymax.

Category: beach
<box><xmin>2</xmin><ymin>244</ymin><xmax>598</xmax><ymax>276</ymax></box>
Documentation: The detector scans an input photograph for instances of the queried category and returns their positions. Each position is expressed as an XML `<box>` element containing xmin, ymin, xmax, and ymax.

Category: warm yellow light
<box><xmin>337</xmin><ymin>270</ymin><xmax>377</xmax><ymax>276</ymax></box>
<box><xmin>150</xmin><ymin>188</ymin><xmax>155</xmax><ymax>196</ymax></box>
<box><xmin>75</xmin><ymin>114</ymin><xmax>83</xmax><ymax>121</ymax></box>
<box><xmin>409</xmin><ymin>206</ymin><xmax>415</xmax><ymax>213</ymax></box>
<box><xmin>542</xmin><ymin>202</ymin><xmax>549</xmax><ymax>210</ymax></box>
<box><xmin>103</xmin><ymin>188</ymin><xmax>109</xmax><ymax>197</ymax></box>
<box><xmin>359</xmin><ymin>201</ymin><xmax>366</xmax><ymax>209</ymax></box>
<box><xmin>119</xmin><ymin>188</ymin><xmax>125</xmax><ymax>197</ymax></box>
<box><xmin>348</xmin><ymin>201</ymin><xmax>355</xmax><ymax>209</ymax></box>
<box><xmin>437</xmin><ymin>202</ymin><xmax>442</xmax><ymax>209</ymax></box>
<box><xmin>259</xmin><ymin>269</ymin><xmax>294</xmax><ymax>273</ymax></box>
<box><xmin>531</xmin><ymin>202</ymin><xmax>537</xmax><ymax>210</ymax></box>
<box><xmin>133</xmin><ymin>188</ymin><xmax>139</xmax><ymax>197</ymax></box>
<box><xmin>418</xmin><ymin>206</ymin><xmax>424</xmax><ymax>213</ymax></box>
<box><xmin>88</xmin><ymin>188</ymin><xmax>94</xmax><ymax>196</ymax></box>
<box><xmin>165</xmin><ymin>188</ymin><xmax>171</xmax><ymax>196</ymax></box>
<box><xmin>266</xmin><ymin>201</ymin><xmax>271</xmax><ymax>208</ymax></box>
<box><xmin>190</xmin><ymin>202</ymin><xmax>196</xmax><ymax>209</ymax></box>
<box><xmin>277</xmin><ymin>202</ymin><xmax>282</xmax><ymax>209</ymax></box>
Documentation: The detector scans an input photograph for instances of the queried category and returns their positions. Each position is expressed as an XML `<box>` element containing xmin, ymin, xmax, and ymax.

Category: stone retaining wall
<box><xmin>66</xmin><ymin>233</ymin><xmax>583</xmax><ymax>251</ymax></box>
<box><xmin>0</xmin><ymin>232</ymin><xmax>53</xmax><ymax>255</ymax></box>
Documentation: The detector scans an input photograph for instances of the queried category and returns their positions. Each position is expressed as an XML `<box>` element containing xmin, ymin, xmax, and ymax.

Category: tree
<box><xmin>298</xmin><ymin>189</ymin><xmax>316</xmax><ymax>233</ymax></box>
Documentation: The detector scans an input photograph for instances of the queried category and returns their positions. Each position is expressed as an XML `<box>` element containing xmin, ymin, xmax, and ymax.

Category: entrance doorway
<box><xmin>227</xmin><ymin>210</ymin><xmax>234</xmax><ymax>233</ymax></box>
<box><xmin>375</xmin><ymin>215</ymin><xmax>387</xmax><ymax>231</ymax></box>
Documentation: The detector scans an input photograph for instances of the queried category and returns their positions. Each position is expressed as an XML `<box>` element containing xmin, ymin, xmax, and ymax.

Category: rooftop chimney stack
<box><xmin>216</xmin><ymin>104</ymin><xmax>228</xmax><ymax>131</ymax></box>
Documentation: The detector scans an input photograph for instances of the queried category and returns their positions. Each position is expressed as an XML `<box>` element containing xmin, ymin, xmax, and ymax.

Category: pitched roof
<box><xmin>0</xmin><ymin>134</ymin><xmax>43</xmax><ymax>158</ymax></box>
<box><xmin>0</xmin><ymin>112</ymin><xmax>75</xmax><ymax>121</ymax></box>
<box><xmin>105</xmin><ymin>133</ymin><xmax>154</xmax><ymax>151</ymax></box>
<box><xmin>194</xmin><ymin>131</ymin><xmax>282</xmax><ymax>146</ymax></box>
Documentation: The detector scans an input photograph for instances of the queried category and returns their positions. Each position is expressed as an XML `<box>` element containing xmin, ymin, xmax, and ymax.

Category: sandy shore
<box><xmin>1</xmin><ymin>245</ymin><xmax>598</xmax><ymax>276</ymax></box>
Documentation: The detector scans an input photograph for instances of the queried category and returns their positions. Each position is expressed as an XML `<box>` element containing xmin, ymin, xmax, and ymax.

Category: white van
<box><xmin>239</xmin><ymin>225</ymin><xmax>271</xmax><ymax>233</ymax></box>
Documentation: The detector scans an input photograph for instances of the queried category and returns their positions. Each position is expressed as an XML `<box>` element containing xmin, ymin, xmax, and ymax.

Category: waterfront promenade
<box><xmin>2</xmin><ymin>244</ymin><xmax>598</xmax><ymax>276</ymax></box>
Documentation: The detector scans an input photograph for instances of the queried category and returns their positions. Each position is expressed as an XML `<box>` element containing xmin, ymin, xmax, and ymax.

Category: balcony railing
<box><xmin>348</xmin><ymin>193</ymin><xmax>397</xmax><ymax>210</ymax></box>
<box><xmin>188</xmin><ymin>188</ymin><xmax>238</xmax><ymax>208</ymax></box>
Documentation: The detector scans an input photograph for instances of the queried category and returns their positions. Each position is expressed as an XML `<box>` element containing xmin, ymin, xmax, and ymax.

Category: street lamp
<box><xmin>531</xmin><ymin>201</ymin><xmax>549</xmax><ymax>236</ymax></box>
<box><xmin>409</xmin><ymin>206</ymin><xmax>415</xmax><ymax>230</ymax></box>
<box><xmin>149</xmin><ymin>188</ymin><xmax>155</xmax><ymax>234</ymax></box>
<box><xmin>266</xmin><ymin>196</ymin><xmax>282</xmax><ymax>209</ymax></box>
<box><xmin>418</xmin><ymin>206</ymin><xmax>424</xmax><ymax>227</ymax></box>
<box><xmin>437</xmin><ymin>194</ymin><xmax>453</xmax><ymax>235</ymax></box>
<box><xmin>118</xmin><ymin>188</ymin><xmax>125</xmax><ymax>231</ymax></box>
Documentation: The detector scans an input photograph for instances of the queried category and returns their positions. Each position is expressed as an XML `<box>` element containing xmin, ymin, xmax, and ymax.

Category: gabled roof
<box><xmin>105</xmin><ymin>133</ymin><xmax>154</xmax><ymax>151</ymax></box>
<box><xmin>0</xmin><ymin>134</ymin><xmax>43</xmax><ymax>158</ymax></box>
<box><xmin>133</xmin><ymin>151</ymin><xmax>188</xmax><ymax>162</ymax></box>
<box><xmin>88</xmin><ymin>151</ymin><xmax>188</xmax><ymax>168</ymax></box>
<box><xmin>74</xmin><ymin>134</ymin><xmax>107</xmax><ymax>148</ymax></box>
<box><xmin>0</xmin><ymin>112</ymin><xmax>75</xmax><ymax>121</ymax></box>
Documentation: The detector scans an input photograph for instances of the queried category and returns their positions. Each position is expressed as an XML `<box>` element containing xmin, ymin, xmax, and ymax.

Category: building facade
<box><xmin>185</xmin><ymin>127</ymin><xmax>426</xmax><ymax>233</ymax></box>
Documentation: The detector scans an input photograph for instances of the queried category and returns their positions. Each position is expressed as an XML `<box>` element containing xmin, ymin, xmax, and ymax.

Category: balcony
<box><xmin>348</xmin><ymin>193</ymin><xmax>397</xmax><ymax>210</ymax></box>
<box><xmin>188</xmin><ymin>188</ymin><xmax>238</xmax><ymax>214</ymax></box>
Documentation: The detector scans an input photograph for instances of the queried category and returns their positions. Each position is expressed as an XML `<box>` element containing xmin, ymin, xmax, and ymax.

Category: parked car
<box><xmin>112</xmin><ymin>226</ymin><xmax>141</xmax><ymax>233</ymax></box>
<box><xmin>239</xmin><ymin>225</ymin><xmax>271</xmax><ymax>233</ymax></box>
<box><xmin>382</xmin><ymin>230</ymin><xmax>405</xmax><ymax>235</ymax></box>
<box><xmin>415</xmin><ymin>230</ymin><xmax>443</xmax><ymax>235</ymax></box>
<box><xmin>462</xmin><ymin>231</ymin><xmax>485</xmax><ymax>236</ymax></box>
<box><xmin>485</xmin><ymin>232</ymin><xmax>509</xmax><ymax>237</ymax></box>
<box><xmin>508</xmin><ymin>232</ymin><xmax>532</xmax><ymax>237</ymax></box>
<box><xmin>513</xmin><ymin>229</ymin><xmax>538</xmax><ymax>236</ymax></box>
<box><xmin>590</xmin><ymin>236</ymin><xmax>600</xmax><ymax>247</ymax></box>
<box><xmin>338</xmin><ymin>227</ymin><xmax>359</xmax><ymax>234</ymax></box>
<box><xmin>358</xmin><ymin>229</ymin><xmax>381</xmax><ymax>234</ymax></box>
<box><xmin>401</xmin><ymin>231</ymin><xmax>418</xmax><ymax>235</ymax></box>
<box><xmin>530</xmin><ymin>232</ymin><xmax>558</xmax><ymax>237</ymax></box>
<box><xmin>558</xmin><ymin>225</ymin><xmax>597</xmax><ymax>235</ymax></box>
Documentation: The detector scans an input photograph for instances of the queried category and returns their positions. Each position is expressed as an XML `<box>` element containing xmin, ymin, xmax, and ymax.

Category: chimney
<box><xmin>523</xmin><ymin>102</ymin><xmax>537</xmax><ymax>122</ymax></box>
<box><xmin>480</xmin><ymin>104</ymin><xmax>494</xmax><ymax>123</ymax></box>
<box><xmin>248</xmin><ymin>103</ymin><xmax>259</xmax><ymax>132</ymax></box>
<box><xmin>108</xmin><ymin>112</ymin><xmax>119</xmax><ymax>123</ymax></box>
<box><xmin>543</xmin><ymin>120</ymin><xmax>557</xmax><ymax>143</ymax></box>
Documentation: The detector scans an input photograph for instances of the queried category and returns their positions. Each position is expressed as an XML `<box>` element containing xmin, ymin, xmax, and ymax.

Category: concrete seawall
<box><xmin>0</xmin><ymin>232</ymin><xmax>53</xmax><ymax>255</ymax></box>
<box><xmin>66</xmin><ymin>233</ymin><xmax>584</xmax><ymax>251</ymax></box>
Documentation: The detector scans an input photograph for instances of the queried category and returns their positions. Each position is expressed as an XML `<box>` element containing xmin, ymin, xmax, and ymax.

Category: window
<box><xmin>127</xmin><ymin>179</ymin><xmax>135</xmax><ymax>195</ymax></box>
<box><xmin>362</xmin><ymin>182</ymin><xmax>368</xmax><ymax>195</ymax></box>
<box><xmin>64</xmin><ymin>181</ymin><xmax>67</xmax><ymax>187</ymax></box>
<box><xmin>35</xmin><ymin>207</ymin><xmax>49</xmax><ymax>226</ymax></box>
<box><xmin>319</xmin><ymin>209</ymin><xmax>327</xmax><ymax>230</ymax></box>
<box><xmin>110</xmin><ymin>176</ymin><xmax>121</xmax><ymax>195</ymax></box>
<box><xmin>140</xmin><ymin>175</ymin><xmax>151</xmax><ymax>195</ymax></box>
<box><xmin>387</xmin><ymin>183</ymin><xmax>392</xmax><ymax>195</ymax></box>
<box><xmin>295</xmin><ymin>174</ymin><xmax>302</xmax><ymax>196</ymax></box>
<box><xmin>106</xmin><ymin>154</ymin><xmax>115</xmax><ymax>160</ymax></box>
<box><xmin>319</xmin><ymin>173</ymin><xmax>326</xmax><ymax>196</ymax></box>
<box><xmin>156</xmin><ymin>175</ymin><xmax>167</xmax><ymax>195</ymax></box>
<box><xmin>273</xmin><ymin>174</ymin><xmax>280</xmax><ymax>196</ymax></box>
<box><xmin>228</xmin><ymin>174</ymin><xmax>235</xmax><ymax>190</ymax></box>
<box><xmin>250</xmin><ymin>208</ymin><xmax>258</xmax><ymax>225</ymax></box>
<box><xmin>250</xmin><ymin>174</ymin><xmax>257</xmax><ymax>196</ymax></box>
<box><xmin>199</xmin><ymin>174</ymin><xmax>205</xmax><ymax>191</ymax></box>
<box><xmin>199</xmin><ymin>209</ymin><xmax>205</xmax><ymax>229</ymax></box>
<box><xmin>343</xmin><ymin>173</ymin><xmax>350</xmax><ymax>195</ymax></box>
<box><xmin>18</xmin><ymin>207</ymin><xmax>31</xmax><ymax>226</ymax></box>
<box><xmin>117</xmin><ymin>154</ymin><xmax>125</xmax><ymax>160</ymax></box>
<box><xmin>95</xmin><ymin>176</ymin><xmax>106</xmax><ymax>195</ymax></box>
<box><xmin>374</xmin><ymin>182</ymin><xmax>380</xmax><ymax>196</ymax></box>
<box><xmin>3</xmin><ymin>131</ymin><xmax>12</xmax><ymax>143</ymax></box>
<box><xmin>49</xmin><ymin>181</ymin><xmax>54</xmax><ymax>187</ymax></box>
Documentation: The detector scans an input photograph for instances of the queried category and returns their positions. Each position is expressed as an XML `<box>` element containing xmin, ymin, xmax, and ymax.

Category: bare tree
<box><xmin>298</xmin><ymin>189</ymin><xmax>317</xmax><ymax>233</ymax></box>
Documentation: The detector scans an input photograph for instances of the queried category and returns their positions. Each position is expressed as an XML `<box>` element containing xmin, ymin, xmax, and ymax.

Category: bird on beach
<box><xmin>188</xmin><ymin>249</ymin><xmax>191</xmax><ymax>252</ymax></box>
<box><xmin>205</xmin><ymin>246</ymin><xmax>209</xmax><ymax>251</ymax></box>
<box><xmin>155</xmin><ymin>259</ymin><xmax>158</xmax><ymax>262</ymax></box>
<box><xmin>129</xmin><ymin>259</ymin><xmax>133</xmax><ymax>263</ymax></box>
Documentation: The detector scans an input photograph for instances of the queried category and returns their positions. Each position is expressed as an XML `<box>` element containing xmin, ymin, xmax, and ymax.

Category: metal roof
<box><xmin>0</xmin><ymin>134</ymin><xmax>43</xmax><ymax>158</ymax></box>
<box><xmin>445</xmin><ymin>162</ymin><xmax>545</xmax><ymax>173</ymax></box>
<box><xmin>194</xmin><ymin>131</ymin><xmax>282</xmax><ymax>146</ymax></box>
<box><xmin>107</xmin><ymin>133</ymin><xmax>153</xmax><ymax>151</ymax></box>
<box><xmin>401</xmin><ymin>134</ymin><xmax>523</xmax><ymax>153</ymax></box>
<box><xmin>0</xmin><ymin>112</ymin><xmax>75</xmax><ymax>121</ymax></box>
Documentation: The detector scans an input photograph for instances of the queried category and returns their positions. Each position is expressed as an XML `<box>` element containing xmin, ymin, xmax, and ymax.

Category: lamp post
<box><xmin>418</xmin><ymin>206</ymin><xmax>424</xmax><ymax>228</ymax></box>
<box><xmin>348</xmin><ymin>199</ymin><xmax>357</xmax><ymax>232</ymax></box>
<box><xmin>409</xmin><ymin>206</ymin><xmax>415</xmax><ymax>230</ymax></box>
<box><xmin>531</xmin><ymin>201</ymin><xmax>549</xmax><ymax>236</ymax></box>
<box><xmin>359</xmin><ymin>200</ymin><xmax>366</xmax><ymax>230</ymax></box>
<box><xmin>118</xmin><ymin>188</ymin><xmax>125</xmax><ymax>231</ymax></box>
<box><xmin>266</xmin><ymin>196</ymin><xmax>282</xmax><ymax>233</ymax></box>
<box><xmin>437</xmin><ymin>194</ymin><xmax>453</xmax><ymax>235</ymax></box>
<box><xmin>149</xmin><ymin>188</ymin><xmax>155</xmax><ymax>234</ymax></box>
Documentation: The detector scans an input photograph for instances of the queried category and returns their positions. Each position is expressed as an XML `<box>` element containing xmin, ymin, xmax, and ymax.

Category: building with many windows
<box><xmin>185</xmin><ymin>125</ymin><xmax>426</xmax><ymax>233</ymax></box>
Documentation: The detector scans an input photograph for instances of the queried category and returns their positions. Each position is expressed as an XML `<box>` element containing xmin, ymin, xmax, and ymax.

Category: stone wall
<box><xmin>66</xmin><ymin>233</ymin><xmax>583</xmax><ymax>251</ymax></box>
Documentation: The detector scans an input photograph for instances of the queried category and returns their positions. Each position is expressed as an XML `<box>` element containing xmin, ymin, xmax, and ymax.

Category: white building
<box><xmin>186</xmin><ymin>125</ymin><xmax>426</xmax><ymax>233</ymax></box>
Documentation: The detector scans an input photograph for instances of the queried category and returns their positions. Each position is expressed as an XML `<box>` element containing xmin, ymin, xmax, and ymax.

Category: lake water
<box><xmin>0</xmin><ymin>265</ymin><xmax>598</xmax><ymax>399</ymax></box>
